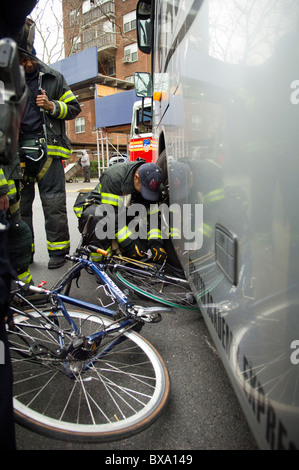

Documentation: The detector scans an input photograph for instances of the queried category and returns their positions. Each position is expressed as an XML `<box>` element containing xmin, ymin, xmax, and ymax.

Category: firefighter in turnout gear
<box><xmin>17</xmin><ymin>19</ymin><xmax>81</xmax><ymax>269</ymax></box>
<box><xmin>74</xmin><ymin>161</ymin><xmax>167</xmax><ymax>263</ymax></box>
<box><xmin>0</xmin><ymin>0</ymin><xmax>38</xmax><ymax>450</ymax></box>
<box><xmin>0</xmin><ymin>163</ymin><xmax>33</xmax><ymax>285</ymax></box>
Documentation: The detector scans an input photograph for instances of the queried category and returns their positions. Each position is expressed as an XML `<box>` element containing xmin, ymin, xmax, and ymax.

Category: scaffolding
<box><xmin>96</xmin><ymin>129</ymin><xmax>129</xmax><ymax>176</ymax></box>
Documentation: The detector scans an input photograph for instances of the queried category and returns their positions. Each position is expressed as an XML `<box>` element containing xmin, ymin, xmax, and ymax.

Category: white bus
<box><xmin>135</xmin><ymin>0</ymin><xmax>299</xmax><ymax>450</ymax></box>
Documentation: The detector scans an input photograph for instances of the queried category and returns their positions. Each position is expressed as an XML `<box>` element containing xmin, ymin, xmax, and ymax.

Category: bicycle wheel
<box><xmin>7</xmin><ymin>309</ymin><xmax>170</xmax><ymax>442</ymax></box>
<box><xmin>109</xmin><ymin>260</ymin><xmax>198</xmax><ymax>310</ymax></box>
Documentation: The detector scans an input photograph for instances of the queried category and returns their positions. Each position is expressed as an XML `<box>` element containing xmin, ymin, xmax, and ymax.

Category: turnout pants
<box><xmin>20</xmin><ymin>157</ymin><xmax>70</xmax><ymax>258</ymax></box>
<box><xmin>7</xmin><ymin>204</ymin><xmax>32</xmax><ymax>284</ymax></box>
<box><xmin>0</xmin><ymin>211</ymin><xmax>16</xmax><ymax>450</ymax></box>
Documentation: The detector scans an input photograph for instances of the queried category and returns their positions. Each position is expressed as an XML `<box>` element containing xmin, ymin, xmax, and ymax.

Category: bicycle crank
<box><xmin>126</xmin><ymin>305</ymin><xmax>173</xmax><ymax>323</ymax></box>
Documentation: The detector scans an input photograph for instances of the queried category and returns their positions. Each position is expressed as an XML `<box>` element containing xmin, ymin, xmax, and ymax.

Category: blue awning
<box><xmin>51</xmin><ymin>47</ymin><xmax>138</xmax><ymax>128</ymax></box>
<box><xmin>95</xmin><ymin>89</ymin><xmax>137</xmax><ymax>128</ymax></box>
<box><xmin>51</xmin><ymin>47</ymin><xmax>98</xmax><ymax>85</ymax></box>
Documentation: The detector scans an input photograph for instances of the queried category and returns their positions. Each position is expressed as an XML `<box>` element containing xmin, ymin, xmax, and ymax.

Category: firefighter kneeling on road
<box><xmin>73</xmin><ymin>161</ymin><xmax>168</xmax><ymax>263</ymax></box>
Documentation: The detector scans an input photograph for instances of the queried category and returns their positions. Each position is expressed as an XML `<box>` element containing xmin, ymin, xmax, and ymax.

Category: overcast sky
<box><xmin>30</xmin><ymin>0</ymin><xmax>64</xmax><ymax>64</ymax></box>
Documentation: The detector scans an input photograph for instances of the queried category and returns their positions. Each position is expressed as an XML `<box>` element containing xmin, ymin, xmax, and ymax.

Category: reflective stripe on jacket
<box><xmin>35</xmin><ymin>62</ymin><xmax>81</xmax><ymax>160</ymax></box>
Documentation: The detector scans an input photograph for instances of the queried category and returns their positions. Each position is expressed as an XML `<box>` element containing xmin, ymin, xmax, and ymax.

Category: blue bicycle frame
<box><xmin>17</xmin><ymin>256</ymin><xmax>143</xmax><ymax>378</ymax></box>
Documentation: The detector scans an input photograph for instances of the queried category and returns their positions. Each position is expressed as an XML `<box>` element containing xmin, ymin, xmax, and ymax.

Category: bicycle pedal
<box><xmin>127</xmin><ymin>305</ymin><xmax>172</xmax><ymax>323</ymax></box>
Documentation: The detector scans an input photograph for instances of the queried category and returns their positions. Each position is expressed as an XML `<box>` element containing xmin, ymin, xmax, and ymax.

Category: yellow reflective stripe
<box><xmin>7</xmin><ymin>180</ymin><xmax>16</xmax><ymax>197</ymax></box>
<box><xmin>47</xmin><ymin>145</ymin><xmax>72</xmax><ymax>158</ymax></box>
<box><xmin>74</xmin><ymin>206</ymin><xmax>83</xmax><ymax>218</ymax></box>
<box><xmin>201</xmin><ymin>223</ymin><xmax>213</xmax><ymax>238</ymax></box>
<box><xmin>147</xmin><ymin>228</ymin><xmax>162</xmax><ymax>240</ymax></box>
<box><xmin>90</xmin><ymin>252</ymin><xmax>103</xmax><ymax>262</ymax></box>
<box><xmin>170</xmin><ymin>227</ymin><xmax>181</xmax><ymax>239</ymax></box>
<box><xmin>59</xmin><ymin>90</ymin><xmax>76</xmax><ymax>103</ymax></box>
<box><xmin>204</xmin><ymin>188</ymin><xmax>225</xmax><ymax>204</ymax></box>
<box><xmin>9</xmin><ymin>199</ymin><xmax>20</xmax><ymax>214</ymax></box>
<box><xmin>17</xmin><ymin>270</ymin><xmax>32</xmax><ymax>284</ymax></box>
<box><xmin>91</xmin><ymin>245</ymin><xmax>112</xmax><ymax>262</ymax></box>
<box><xmin>148</xmin><ymin>203</ymin><xmax>159</xmax><ymax>215</ymax></box>
<box><xmin>58</xmin><ymin>101</ymin><xmax>68</xmax><ymax>119</ymax></box>
<box><xmin>115</xmin><ymin>226</ymin><xmax>132</xmax><ymax>242</ymax></box>
<box><xmin>64</xmin><ymin>94</ymin><xmax>76</xmax><ymax>104</ymax></box>
<box><xmin>101</xmin><ymin>192</ymin><xmax>124</xmax><ymax>207</ymax></box>
<box><xmin>0</xmin><ymin>169</ymin><xmax>7</xmax><ymax>186</ymax></box>
<box><xmin>47</xmin><ymin>240</ymin><xmax>70</xmax><ymax>251</ymax></box>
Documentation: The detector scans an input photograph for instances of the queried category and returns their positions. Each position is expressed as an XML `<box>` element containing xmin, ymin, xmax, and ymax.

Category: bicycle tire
<box><xmin>108</xmin><ymin>260</ymin><xmax>198</xmax><ymax>310</ymax></box>
<box><xmin>7</xmin><ymin>309</ymin><xmax>170</xmax><ymax>443</ymax></box>
<box><xmin>51</xmin><ymin>261</ymin><xmax>83</xmax><ymax>296</ymax></box>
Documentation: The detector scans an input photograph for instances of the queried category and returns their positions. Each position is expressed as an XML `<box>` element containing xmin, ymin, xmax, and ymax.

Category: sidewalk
<box><xmin>65</xmin><ymin>177</ymin><xmax>99</xmax><ymax>194</ymax></box>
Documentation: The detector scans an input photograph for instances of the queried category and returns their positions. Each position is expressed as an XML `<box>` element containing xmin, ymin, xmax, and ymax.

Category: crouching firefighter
<box><xmin>73</xmin><ymin>161</ymin><xmax>168</xmax><ymax>263</ymax></box>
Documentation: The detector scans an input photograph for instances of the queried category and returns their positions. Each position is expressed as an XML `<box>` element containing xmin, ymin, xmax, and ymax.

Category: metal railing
<box><xmin>82</xmin><ymin>32</ymin><xmax>116</xmax><ymax>50</ymax></box>
<box><xmin>82</xmin><ymin>2</ymin><xmax>115</xmax><ymax>26</ymax></box>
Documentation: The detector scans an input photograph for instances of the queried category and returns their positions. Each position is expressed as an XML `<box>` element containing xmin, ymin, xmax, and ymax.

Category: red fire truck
<box><xmin>129</xmin><ymin>98</ymin><xmax>156</xmax><ymax>162</ymax></box>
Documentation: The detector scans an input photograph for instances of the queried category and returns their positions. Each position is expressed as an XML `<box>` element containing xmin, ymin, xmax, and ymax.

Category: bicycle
<box><xmin>55</xmin><ymin>240</ymin><xmax>198</xmax><ymax>311</ymax></box>
<box><xmin>54</xmin><ymin>250</ymin><xmax>198</xmax><ymax>311</ymax></box>
<box><xmin>7</xmin><ymin>246</ymin><xmax>171</xmax><ymax>443</ymax></box>
<box><xmin>105</xmin><ymin>254</ymin><xmax>198</xmax><ymax>310</ymax></box>
<box><xmin>70</xmin><ymin>200</ymin><xmax>198</xmax><ymax>311</ymax></box>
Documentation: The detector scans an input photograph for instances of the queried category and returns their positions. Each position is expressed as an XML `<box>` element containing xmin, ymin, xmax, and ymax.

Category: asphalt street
<box><xmin>15</xmin><ymin>177</ymin><xmax>258</xmax><ymax>452</ymax></box>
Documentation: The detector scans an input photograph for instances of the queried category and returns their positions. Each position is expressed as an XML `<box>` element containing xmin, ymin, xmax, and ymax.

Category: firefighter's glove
<box><xmin>151</xmin><ymin>246</ymin><xmax>168</xmax><ymax>264</ymax></box>
<box><xmin>127</xmin><ymin>243</ymin><xmax>146</xmax><ymax>259</ymax></box>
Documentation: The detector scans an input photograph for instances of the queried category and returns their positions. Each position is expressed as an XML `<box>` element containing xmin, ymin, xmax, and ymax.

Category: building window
<box><xmin>107</xmin><ymin>58</ymin><xmax>116</xmax><ymax>76</ymax></box>
<box><xmin>83</xmin><ymin>0</ymin><xmax>109</xmax><ymax>14</ymax></box>
<box><xmin>70</xmin><ymin>9</ymin><xmax>79</xmax><ymax>26</ymax></box>
<box><xmin>72</xmin><ymin>35</ymin><xmax>81</xmax><ymax>52</ymax></box>
<box><xmin>191</xmin><ymin>114</ymin><xmax>202</xmax><ymax>131</ymax></box>
<box><xmin>82</xmin><ymin>0</ymin><xmax>91</xmax><ymax>14</ymax></box>
<box><xmin>124</xmin><ymin>43</ymin><xmax>138</xmax><ymax>62</ymax></box>
<box><xmin>83</xmin><ymin>21</ymin><xmax>114</xmax><ymax>43</ymax></box>
<box><xmin>75</xmin><ymin>117</ymin><xmax>85</xmax><ymax>134</ymax></box>
<box><xmin>125</xmin><ymin>75</ymin><xmax>134</xmax><ymax>83</ymax></box>
<box><xmin>83</xmin><ymin>29</ymin><xmax>95</xmax><ymax>43</ymax></box>
<box><xmin>103</xmin><ymin>20</ymin><xmax>114</xmax><ymax>34</ymax></box>
<box><xmin>123</xmin><ymin>11</ymin><xmax>136</xmax><ymax>33</ymax></box>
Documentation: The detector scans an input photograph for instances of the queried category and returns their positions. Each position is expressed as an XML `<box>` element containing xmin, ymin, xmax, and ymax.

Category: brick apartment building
<box><xmin>61</xmin><ymin>0</ymin><xmax>151</xmax><ymax>163</ymax></box>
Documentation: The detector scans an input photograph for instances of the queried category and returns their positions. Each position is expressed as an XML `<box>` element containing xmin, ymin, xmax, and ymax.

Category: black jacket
<box><xmin>74</xmin><ymin>161</ymin><xmax>163</xmax><ymax>250</ymax></box>
<box><xmin>20</xmin><ymin>60</ymin><xmax>81</xmax><ymax>160</ymax></box>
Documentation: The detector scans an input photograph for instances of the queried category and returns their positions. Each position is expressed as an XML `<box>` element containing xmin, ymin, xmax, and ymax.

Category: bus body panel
<box><xmin>142</xmin><ymin>0</ymin><xmax>299</xmax><ymax>449</ymax></box>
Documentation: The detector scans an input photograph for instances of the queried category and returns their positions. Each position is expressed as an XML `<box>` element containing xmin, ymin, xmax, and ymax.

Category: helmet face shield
<box><xmin>16</xmin><ymin>18</ymin><xmax>35</xmax><ymax>55</ymax></box>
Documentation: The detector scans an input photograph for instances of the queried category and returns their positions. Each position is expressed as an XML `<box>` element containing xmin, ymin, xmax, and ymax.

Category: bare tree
<box><xmin>30</xmin><ymin>0</ymin><xmax>65</xmax><ymax>64</ymax></box>
<box><xmin>30</xmin><ymin>0</ymin><xmax>137</xmax><ymax>64</ymax></box>
<box><xmin>208</xmin><ymin>0</ymin><xmax>297</xmax><ymax>65</ymax></box>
